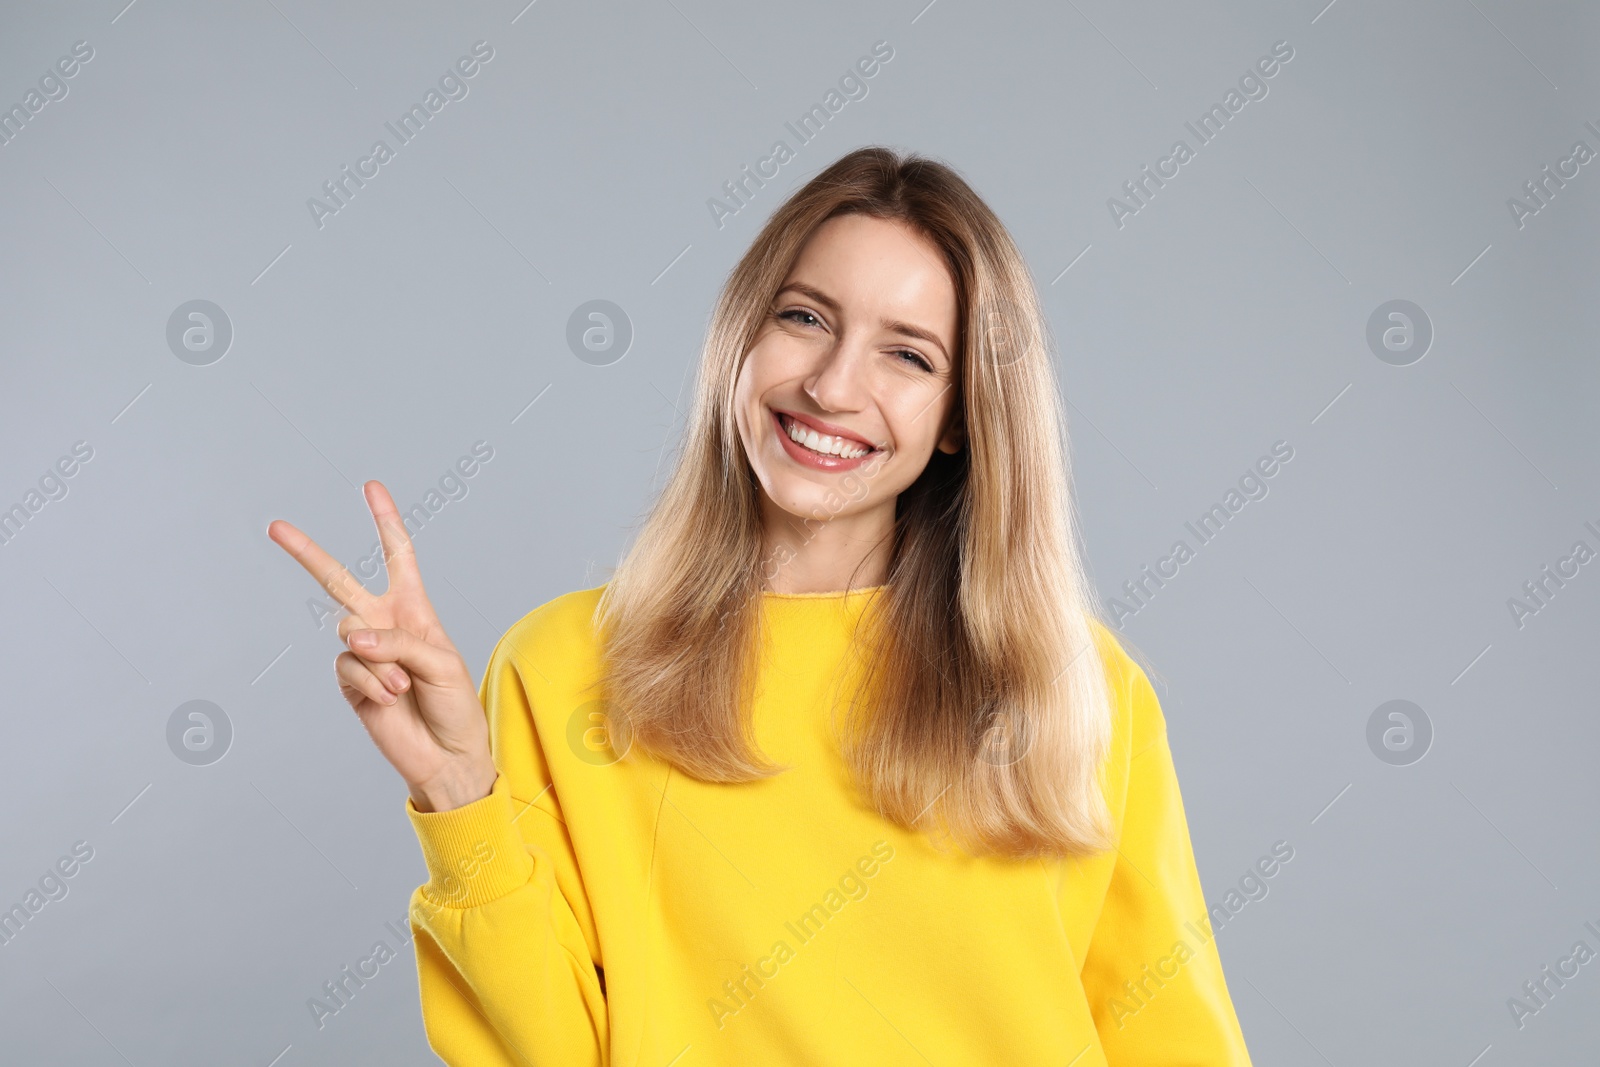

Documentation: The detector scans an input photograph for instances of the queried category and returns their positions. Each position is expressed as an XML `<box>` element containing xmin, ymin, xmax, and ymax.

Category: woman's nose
<box><xmin>804</xmin><ymin>340</ymin><xmax>870</xmax><ymax>411</ymax></box>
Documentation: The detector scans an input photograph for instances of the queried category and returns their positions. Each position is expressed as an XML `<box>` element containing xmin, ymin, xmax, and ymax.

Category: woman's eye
<box><xmin>778</xmin><ymin>308</ymin><xmax>821</xmax><ymax>328</ymax></box>
<box><xmin>894</xmin><ymin>349</ymin><xmax>933</xmax><ymax>372</ymax></box>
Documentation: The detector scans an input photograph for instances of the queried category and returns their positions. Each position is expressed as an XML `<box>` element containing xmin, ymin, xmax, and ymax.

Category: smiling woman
<box><xmin>269</xmin><ymin>146</ymin><xmax>1253</xmax><ymax>1065</ymax></box>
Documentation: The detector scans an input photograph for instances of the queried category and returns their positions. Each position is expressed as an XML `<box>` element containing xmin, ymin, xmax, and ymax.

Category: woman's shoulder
<box><xmin>489</xmin><ymin>583</ymin><xmax>609</xmax><ymax>667</ymax></box>
<box><xmin>1084</xmin><ymin>616</ymin><xmax>1168</xmax><ymax>766</ymax></box>
<box><xmin>1085</xmin><ymin>616</ymin><xmax>1151</xmax><ymax>699</ymax></box>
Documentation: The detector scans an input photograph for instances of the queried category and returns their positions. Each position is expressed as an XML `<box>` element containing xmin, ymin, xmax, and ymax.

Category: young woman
<box><xmin>269</xmin><ymin>147</ymin><xmax>1252</xmax><ymax>1065</ymax></box>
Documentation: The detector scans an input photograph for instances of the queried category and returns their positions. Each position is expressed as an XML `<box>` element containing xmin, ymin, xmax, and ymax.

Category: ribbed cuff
<box><xmin>406</xmin><ymin>773</ymin><xmax>536</xmax><ymax>910</ymax></box>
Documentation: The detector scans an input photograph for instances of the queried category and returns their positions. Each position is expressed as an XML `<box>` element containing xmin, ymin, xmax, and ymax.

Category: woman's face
<box><xmin>733</xmin><ymin>213</ymin><xmax>964</xmax><ymax>539</ymax></box>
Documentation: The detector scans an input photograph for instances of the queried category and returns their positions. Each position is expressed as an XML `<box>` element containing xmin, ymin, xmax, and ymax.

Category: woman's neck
<box><xmin>757</xmin><ymin>494</ymin><xmax>895</xmax><ymax>595</ymax></box>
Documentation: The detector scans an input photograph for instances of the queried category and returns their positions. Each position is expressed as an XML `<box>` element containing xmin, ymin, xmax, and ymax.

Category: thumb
<box><xmin>344</xmin><ymin>627</ymin><xmax>463</xmax><ymax>686</ymax></box>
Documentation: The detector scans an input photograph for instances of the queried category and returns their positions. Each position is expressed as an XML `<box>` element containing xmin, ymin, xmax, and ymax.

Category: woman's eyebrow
<box><xmin>777</xmin><ymin>281</ymin><xmax>841</xmax><ymax>313</ymax></box>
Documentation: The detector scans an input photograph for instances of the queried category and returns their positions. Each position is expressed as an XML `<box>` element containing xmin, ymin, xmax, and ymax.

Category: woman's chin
<box><xmin>760</xmin><ymin>480</ymin><xmax>840</xmax><ymax>519</ymax></box>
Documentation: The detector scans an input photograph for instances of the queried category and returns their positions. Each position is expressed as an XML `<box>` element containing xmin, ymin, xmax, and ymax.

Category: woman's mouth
<box><xmin>771</xmin><ymin>409</ymin><xmax>881</xmax><ymax>471</ymax></box>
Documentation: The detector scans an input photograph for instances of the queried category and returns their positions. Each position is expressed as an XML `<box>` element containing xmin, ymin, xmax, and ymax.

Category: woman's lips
<box><xmin>773</xmin><ymin>408</ymin><xmax>876</xmax><ymax>449</ymax></box>
<box><xmin>771</xmin><ymin>409</ymin><xmax>880</xmax><ymax>472</ymax></box>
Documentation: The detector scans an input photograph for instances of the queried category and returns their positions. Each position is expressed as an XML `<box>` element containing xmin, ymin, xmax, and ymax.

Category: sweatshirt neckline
<box><xmin>761</xmin><ymin>584</ymin><xmax>885</xmax><ymax>600</ymax></box>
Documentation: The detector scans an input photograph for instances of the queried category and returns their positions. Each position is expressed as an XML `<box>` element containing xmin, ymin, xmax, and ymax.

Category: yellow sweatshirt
<box><xmin>404</xmin><ymin>584</ymin><xmax>1253</xmax><ymax>1065</ymax></box>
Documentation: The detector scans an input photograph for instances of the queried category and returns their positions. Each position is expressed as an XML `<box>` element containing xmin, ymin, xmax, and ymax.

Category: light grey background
<box><xmin>1</xmin><ymin>0</ymin><xmax>1595</xmax><ymax>1063</ymax></box>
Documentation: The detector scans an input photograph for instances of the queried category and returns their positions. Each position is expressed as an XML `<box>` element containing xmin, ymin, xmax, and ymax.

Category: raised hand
<box><xmin>268</xmin><ymin>481</ymin><xmax>498</xmax><ymax>813</ymax></box>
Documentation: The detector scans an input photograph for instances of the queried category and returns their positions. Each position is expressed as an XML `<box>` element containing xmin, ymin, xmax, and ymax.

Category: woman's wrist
<box><xmin>409</xmin><ymin>760</ymin><xmax>498</xmax><ymax>813</ymax></box>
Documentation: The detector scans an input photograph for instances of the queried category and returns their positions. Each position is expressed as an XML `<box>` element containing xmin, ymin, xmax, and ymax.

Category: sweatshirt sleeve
<box><xmin>404</xmin><ymin>630</ymin><xmax>608</xmax><ymax>1066</ymax></box>
<box><xmin>1078</xmin><ymin>660</ymin><xmax>1253</xmax><ymax>1065</ymax></box>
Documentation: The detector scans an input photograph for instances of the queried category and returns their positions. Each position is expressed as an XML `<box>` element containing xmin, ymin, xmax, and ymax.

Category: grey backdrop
<box><xmin>2</xmin><ymin>0</ymin><xmax>1595</xmax><ymax>1064</ymax></box>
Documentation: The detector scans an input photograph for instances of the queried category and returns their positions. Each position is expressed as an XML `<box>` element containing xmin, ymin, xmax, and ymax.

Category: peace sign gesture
<box><xmin>268</xmin><ymin>481</ymin><xmax>498</xmax><ymax>813</ymax></box>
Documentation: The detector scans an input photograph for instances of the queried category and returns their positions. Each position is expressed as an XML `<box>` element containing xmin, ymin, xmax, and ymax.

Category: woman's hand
<box><xmin>268</xmin><ymin>480</ymin><xmax>497</xmax><ymax>813</ymax></box>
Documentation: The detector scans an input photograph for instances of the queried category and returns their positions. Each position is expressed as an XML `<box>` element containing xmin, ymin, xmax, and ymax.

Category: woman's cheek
<box><xmin>887</xmin><ymin>399</ymin><xmax>931</xmax><ymax>453</ymax></box>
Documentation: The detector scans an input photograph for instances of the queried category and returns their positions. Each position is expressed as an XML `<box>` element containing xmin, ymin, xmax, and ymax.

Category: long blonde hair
<box><xmin>593</xmin><ymin>146</ymin><xmax>1116</xmax><ymax>858</ymax></box>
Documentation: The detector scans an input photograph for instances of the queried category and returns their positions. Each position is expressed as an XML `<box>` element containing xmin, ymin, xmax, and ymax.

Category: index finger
<box><xmin>267</xmin><ymin>518</ymin><xmax>380</xmax><ymax>617</ymax></box>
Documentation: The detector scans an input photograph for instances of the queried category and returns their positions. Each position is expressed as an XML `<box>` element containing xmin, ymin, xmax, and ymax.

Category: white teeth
<box><xmin>782</xmin><ymin>415</ymin><xmax>870</xmax><ymax>459</ymax></box>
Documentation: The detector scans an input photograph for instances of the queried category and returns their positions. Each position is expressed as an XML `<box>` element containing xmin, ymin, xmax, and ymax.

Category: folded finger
<box><xmin>336</xmin><ymin>651</ymin><xmax>399</xmax><ymax>707</ymax></box>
